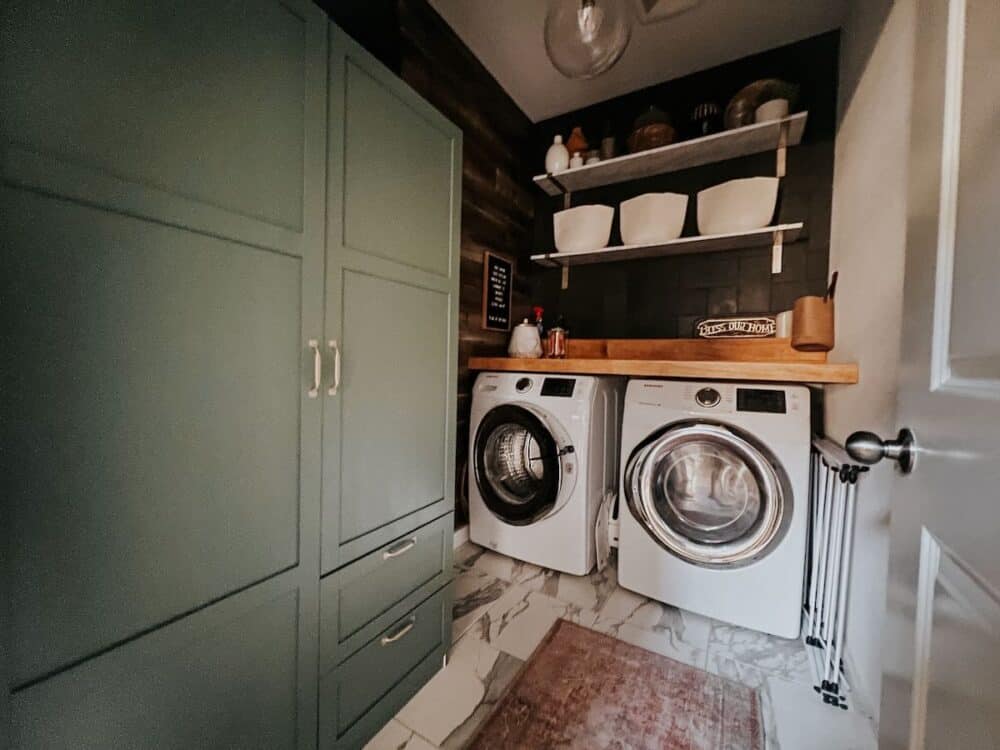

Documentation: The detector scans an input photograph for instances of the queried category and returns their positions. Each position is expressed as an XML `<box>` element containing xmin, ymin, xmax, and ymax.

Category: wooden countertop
<box><xmin>467</xmin><ymin>339</ymin><xmax>859</xmax><ymax>385</ymax></box>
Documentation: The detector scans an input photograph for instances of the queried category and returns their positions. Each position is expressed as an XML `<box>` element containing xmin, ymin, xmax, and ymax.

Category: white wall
<box><xmin>826</xmin><ymin>0</ymin><xmax>916</xmax><ymax>721</ymax></box>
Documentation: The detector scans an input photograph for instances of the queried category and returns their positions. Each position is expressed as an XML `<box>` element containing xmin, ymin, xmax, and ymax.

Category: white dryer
<box><xmin>618</xmin><ymin>379</ymin><xmax>810</xmax><ymax>638</ymax></box>
<box><xmin>469</xmin><ymin>372</ymin><xmax>624</xmax><ymax>575</ymax></box>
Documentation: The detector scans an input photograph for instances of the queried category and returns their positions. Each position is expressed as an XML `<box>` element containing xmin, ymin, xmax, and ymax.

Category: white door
<box><xmin>877</xmin><ymin>0</ymin><xmax>1000</xmax><ymax>747</ymax></box>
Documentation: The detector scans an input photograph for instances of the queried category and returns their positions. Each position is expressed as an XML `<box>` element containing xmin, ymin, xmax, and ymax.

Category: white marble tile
<box><xmin>450</xmin><ymin>567</ymin><xmax>510</xmax><ymax>643</ymax></box>
<box><xmin>708</xmin><ymin>622</ymin><xmax>814</xmax><ymax>685</ymax></box>
<box><xmin>762</xmin><ymin>675</ymin><xmax>876</xmax><ymax>750</ymax></box>
<box><xmin>589</xmin><ymin>586</ymin><xmax>714</xmax><ymax>669</ymax></box>
<box><xmin>362</xmin><ymin>719</ymin><xmax>437</xmax><ymax>750</ymax></box>
<box><xmin>456</xmin><ymin>545</ymin><xmax>549</xmax><ymax>587</ymax></box>
<box><xmin>395</xmin><ymin>626</ymin><xmax>523</xmax><ymax>749</ymax></box>
<box><xmin>464</xmin><ymin>583</ymin><xmax>600</xmax><ymax>661</ymax></box>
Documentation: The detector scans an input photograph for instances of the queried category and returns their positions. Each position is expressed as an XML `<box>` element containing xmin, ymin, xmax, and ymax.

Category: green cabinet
<box><xmin>323</xmin><ymin>26</ymin><xmax>461</xmax><ymax>573</ymax></box>
<box><xmin>2</xmin><ymin>6</ymin><xmax>458</xmax><ymax>749</ymax></box>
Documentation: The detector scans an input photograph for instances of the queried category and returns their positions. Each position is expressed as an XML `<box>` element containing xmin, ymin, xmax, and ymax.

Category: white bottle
<box><xmin>545</xmin><ymin>135</ymin><xmax>570</xmax><ymax>174</ymax></box>
<box><xmin>569</xmin><ymin>151</ymin><xmax>584</xmax><ymax>169</ymax></box>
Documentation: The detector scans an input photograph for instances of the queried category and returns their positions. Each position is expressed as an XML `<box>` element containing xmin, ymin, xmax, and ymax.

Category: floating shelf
<box><xmin>531</xmin><ymin>223</ymin><xmax>803</xmax><ymax>268</ymax></box>
<box><xmin>534</xmin><ymin>113</ymin><xmax>807</xmax><ymax>196</ymax></box>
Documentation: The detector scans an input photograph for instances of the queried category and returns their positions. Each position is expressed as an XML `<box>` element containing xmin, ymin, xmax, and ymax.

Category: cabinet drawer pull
<box><xmin>327</xmin><ymin>339</ymin><xmax>341</xmax><ymax>396</ymax></box>
<box><xmin>307</xmin><ymin>339</ymin><xmax>321</xmax><ymax>398</ymax></box>
<box><xmin>382</xmin><ymin>537</ymin><xmax>417</xmax><ymax>560</ymax></box>
<box><xmin>380</xmin><ymin>616</ymin><xmax>416</xmax><ymax>646</ymax></box>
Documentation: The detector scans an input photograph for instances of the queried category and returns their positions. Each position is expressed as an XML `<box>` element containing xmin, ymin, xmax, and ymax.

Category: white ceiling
<box><xmin>428</xmin><ymin>0</ymin><xmax>848</xmax><ymax>122</ymax></box>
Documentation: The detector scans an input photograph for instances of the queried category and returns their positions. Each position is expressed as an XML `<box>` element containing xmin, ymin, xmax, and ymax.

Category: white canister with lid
<box><xmin>508</xmin><ymin>318</ymin><xmax>543</xmax><ymax>358</ymax></box>
<box><xmin>545</xmin><ymin>135</ymin><xmax>570</xmax><ymax>174</ymax></box>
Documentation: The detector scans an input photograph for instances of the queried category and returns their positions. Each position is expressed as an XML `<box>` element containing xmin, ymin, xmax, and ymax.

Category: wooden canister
<box><xmin>792</xmin><ymin>295</ymin><xmax>834</xmax><ymax>351</ymax></box>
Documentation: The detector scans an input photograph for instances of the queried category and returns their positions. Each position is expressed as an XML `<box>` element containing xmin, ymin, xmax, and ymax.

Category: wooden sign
<box><xmin>696</xmin><ymin>316</ymin><xmax>776</xmax><ymax>339</ymax></box>
<box><xmin>482</xmin><ymin>252</ymin><xmax>513</xmax><ymax>331</ymax></box>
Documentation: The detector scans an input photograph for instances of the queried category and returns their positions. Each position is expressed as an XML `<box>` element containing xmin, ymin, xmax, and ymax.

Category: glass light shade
<box><xmin>544</xmin><ymin>0</ymin><xmax>632</xmax><ymax>79</ymax></box>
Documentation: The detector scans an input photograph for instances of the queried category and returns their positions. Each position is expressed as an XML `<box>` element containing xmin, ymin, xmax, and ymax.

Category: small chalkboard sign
<box><xmin>482</xmin><ymin>252</ymin><xmax>513</xmax><ymax>331</ymax></box>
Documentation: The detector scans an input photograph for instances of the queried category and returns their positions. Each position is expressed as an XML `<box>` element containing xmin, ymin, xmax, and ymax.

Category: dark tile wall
<box><xmin>529</xmin><ymin>32</ymin><xmax>839</xmax><ymax>337</ymax></box>
<box><xmin>322</xmin><ymin>0</ymin><xmax>535</xmax><ymax>522</ymax></box>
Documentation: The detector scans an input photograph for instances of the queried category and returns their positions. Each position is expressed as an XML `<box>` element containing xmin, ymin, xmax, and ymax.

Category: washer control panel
<box><xmin>515</xmin><ymin>377</ymin><xmax>533</xmax><ymax>393</ymax></box>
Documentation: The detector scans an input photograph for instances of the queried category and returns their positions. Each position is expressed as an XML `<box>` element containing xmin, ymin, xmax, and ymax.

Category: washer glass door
<box><xmin>625</xmin><ymin>423</ymin><xmax>790</xmax><ymax>567</ymax></box>
<box><xmin>474</xmin><ymin>405</ymin><xmax>564</xmax><ymax>525</ymax></box>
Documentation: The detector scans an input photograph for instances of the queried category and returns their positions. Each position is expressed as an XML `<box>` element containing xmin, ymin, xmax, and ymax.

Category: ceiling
<box><xmin>427</xmin><ymin>0</ymin><xmax>847</xmax><ymax>122</ymax></box>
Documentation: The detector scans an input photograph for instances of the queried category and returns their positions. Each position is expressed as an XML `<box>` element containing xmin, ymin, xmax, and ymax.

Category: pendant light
<box><xmin>544</xmin><ymin>0</ymin><xmax>632</xmax><ymax>79</ymax></box>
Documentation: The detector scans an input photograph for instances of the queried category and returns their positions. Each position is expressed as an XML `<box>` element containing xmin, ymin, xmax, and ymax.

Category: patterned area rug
<box><xmin>467</xmin><ymin>619</ymin><xmax>763</xmax><ymax>749</ymax></box>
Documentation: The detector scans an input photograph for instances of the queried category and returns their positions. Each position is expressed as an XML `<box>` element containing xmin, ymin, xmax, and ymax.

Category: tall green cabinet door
<box><xmin>1</xmin><ymin>1</ymin><xmax>328</xmax><ymax>747</ymax></box>
<box><xmin>323</xmin><ymin>26</ymin><xmax>462</xmax><ymax>571</ymax></box>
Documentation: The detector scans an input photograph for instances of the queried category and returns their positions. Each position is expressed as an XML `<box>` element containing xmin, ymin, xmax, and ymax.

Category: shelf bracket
<box><xmin>776</xmin><ymin>121</ymin><xmax>789</xmax><ymax>178</ymax></box>
<box><xmin>563</xmin><ymin>192</ymin><xmax>572</xmax><ymax>210</ymax></box>
<box><xmin>772</xmin><ymin>229</ymin><xmax>784</xmax><ymax>274</ymax></box>
<box><xmin>561</xmin><ymin>264</ymin><xmax>570</xmax><ymax>290</ymax></box>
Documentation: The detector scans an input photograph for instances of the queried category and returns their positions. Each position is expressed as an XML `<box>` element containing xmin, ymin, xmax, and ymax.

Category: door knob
<box><xmin>845</xmin><ymin>428</ymin><xmax>916</xmax><ymax>474</ymax></box>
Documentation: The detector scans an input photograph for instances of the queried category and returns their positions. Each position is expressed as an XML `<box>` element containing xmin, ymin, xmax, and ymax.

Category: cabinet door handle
<box><xmin>327</xmin><ymin>339</ymin><xmax>341</xmax><ymax>396</ymax></box>
<box><xmin>382</xmin><ymin>537</ymin><xmax>417</xmax><ymax>560</ymax></box>
<box><xmin>380</xmin><ymin>616</ymin><xmax>416</xmax><ymax>646</ymax></box>
<box><xmin>307</xmin><ymin>339</ymin><xmax>321</xmax><ymax>399</ymax></box>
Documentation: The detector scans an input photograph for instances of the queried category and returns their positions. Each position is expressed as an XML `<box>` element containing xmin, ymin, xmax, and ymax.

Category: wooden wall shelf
<box><xmin>534</xmin><ymin>113</ymin><xmax>807</xmax><ymax>196</ymax></box>
<box><xmin>532</xmin><ymin>223</ymin><xmax>802</xmax><ymax>268</ymax></box>
<box><xmin>468</xmin><ymin>338</ymin><xmax>858</xmax><ymax>385</ymax></box>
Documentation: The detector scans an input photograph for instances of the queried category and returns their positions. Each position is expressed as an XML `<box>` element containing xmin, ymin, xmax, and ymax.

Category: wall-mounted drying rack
<box><xmin>532</xmin><ymin>113</ymin><xmax>808</xmax><ymax>289</ymax></box>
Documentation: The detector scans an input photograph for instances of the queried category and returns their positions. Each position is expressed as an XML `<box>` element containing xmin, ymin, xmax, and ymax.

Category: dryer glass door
<box><xmin>625</xmin><ymin>423</ymin><xmax>790</xmax><ymax>567</ymax></box>
<box><xmin>474</xmin><ymin>405</ymin><xmax>561</xmax><ymax>526</ymax></box>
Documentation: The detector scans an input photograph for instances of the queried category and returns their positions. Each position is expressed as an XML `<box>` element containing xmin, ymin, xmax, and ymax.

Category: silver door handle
<box><xmin>307</xmin><ymin>339</ymin><xmax>321</xmax><ymax>399</ymax></box>
<box><xmin>846</xmin><ymin>428</ymin><xmax>916</xmax><ymax>474</ymax></box>
<box><xmin>382</xmin><ymin>537</ymin><xmax>417</xmax><ymax>560</ymax></box>
<box><xmin>380</xmin><ymin>616</ymin><xmax>416</xmax><ymax>646</ymax></box>
<box><xmin>327</xmin><ymin>340</ymin><xmax>341</xmax><ymax>396</ymax></box>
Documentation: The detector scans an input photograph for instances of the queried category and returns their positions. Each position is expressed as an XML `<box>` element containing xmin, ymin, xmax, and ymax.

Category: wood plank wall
<box><xmin>321</xmin><ymin>0</ymin><xmax>536</xmax><ymax>522</ymax></box>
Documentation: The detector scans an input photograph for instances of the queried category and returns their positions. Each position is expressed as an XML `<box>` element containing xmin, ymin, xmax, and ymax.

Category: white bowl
<box><xmin>553</xmin><ymin>204</ymin><xmax>614</xmax><ymax>253</ymax></box>
<box><xmin>697</xmin><ymin>177</ymin><xmax>779</xmax><ymax>235</ymax></box>
<box><xmin>619</xmin><ymin>192</ymin><xmax>688</xmax><ymax>246</ymax></box>
<box><xmin>754</xmin><ymin>98</ymin><xmax>790</xmax><ymax>123</ymax></box>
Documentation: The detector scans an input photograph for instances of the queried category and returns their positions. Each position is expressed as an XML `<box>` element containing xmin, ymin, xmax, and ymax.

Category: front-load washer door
<box><xmin>624</xmin><ymin>422</ymin><xmax>792</xmax><ymax>567</ymax></box>
<box><xmin>473</xmin><ymin>404</ymin><xmax>570</xmax><ymax>526</ymax></box>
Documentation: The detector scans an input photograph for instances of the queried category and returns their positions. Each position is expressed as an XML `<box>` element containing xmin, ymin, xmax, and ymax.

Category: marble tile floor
<box><xmin>365</xmin><ymin>543</ymin><xmax>876</xmax><ymax>750</ymax></box>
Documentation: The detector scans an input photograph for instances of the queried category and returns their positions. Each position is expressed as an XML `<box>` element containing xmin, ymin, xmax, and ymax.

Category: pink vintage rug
<box><xmin>467</xmin><ymin>619</ymin><xmax>763</xmax><ymax>750</ymax></box>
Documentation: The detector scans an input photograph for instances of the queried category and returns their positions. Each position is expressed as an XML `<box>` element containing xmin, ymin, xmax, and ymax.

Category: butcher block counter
<box><xmin>467</xmin><ymin>339</ymin><xmax>859</xmax><ymax>385</ymax></box>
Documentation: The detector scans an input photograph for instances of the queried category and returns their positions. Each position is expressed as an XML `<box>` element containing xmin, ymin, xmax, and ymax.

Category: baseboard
<box><xmin>453</xmin><ymin>523</ymin><xmax>470</xmax><ymax>550</ymax></box>
<box><xmin>842</xmin><ymin>647</ymin><xmax>877</xmax><ymax>726</ymax></box>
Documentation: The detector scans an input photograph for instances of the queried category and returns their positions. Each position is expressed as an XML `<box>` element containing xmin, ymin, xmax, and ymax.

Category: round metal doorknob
<box><xmin>846</xmin><ymin>428</ymin><xmax>916</xmax><ymax>474</ymax></box>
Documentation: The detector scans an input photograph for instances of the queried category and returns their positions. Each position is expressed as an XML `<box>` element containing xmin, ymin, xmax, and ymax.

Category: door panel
<box><xmin>11</xmin><ymin>589</ymin><xmax>299</xmax><ymax>749</ymax></box>
<box><xmin>342</xmin><ymin>62</ymin><xmax>456</xmax><ymax>277</ymax></box>
<box><xmin>339</xmin><ymin>270</ymin><xmax>449</xmax><ymax>542</ymax></box>
<box><xmin>323</xmin><ymin>26</ymin><xmax>461</xmax><ymax>571</ymax></box>
<box><xmin>1</xmin><ymin>1</ymin><xmax>328</xmax><ymax>746</ymax></box>
<box><xmin>2</xmin><ymin>0</ymin><xmax>306</xmax><ymax>231</ymax></box>
<box><xmin>5</xmin><ymin>188</ymin><xmax>300</xmax><ymax>685</ymax></box>
<box><xmin>879</xmin><ymin>0</ymin><xmax>1000</xmax><ymax>745</ymax></box>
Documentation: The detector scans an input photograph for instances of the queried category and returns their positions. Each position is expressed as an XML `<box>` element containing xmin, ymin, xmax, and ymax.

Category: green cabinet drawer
<box><xmin>320</xmin><ymin>513</ymin><xmax>453</xmax><ymax>671</ymax></box>
<box><xmin>319</xmin><ymin>585</ymin><xmax>453</xmax><ymax>749</ymax></box>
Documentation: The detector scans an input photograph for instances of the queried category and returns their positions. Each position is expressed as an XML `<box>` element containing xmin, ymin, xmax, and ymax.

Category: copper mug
<box><xmin>546</xmin><ymin>327</ymin><xmax>568</xmax><ymax>358</ymax></box>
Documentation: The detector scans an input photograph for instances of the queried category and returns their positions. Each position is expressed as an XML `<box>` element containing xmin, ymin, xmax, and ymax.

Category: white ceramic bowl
<box><xmin>697</xmin><ymin>177</ymin><xmax>779</xmax><ymax>235</ymax></box>
<box><xmin>553</xmin><ymin>204</ymin><xmax>614</xmax><ymax>253</ymax></box>
<box><xmin>619</xmin><ymin>192</ymin><xmax>688</xmax><ymax>246</ymax></box>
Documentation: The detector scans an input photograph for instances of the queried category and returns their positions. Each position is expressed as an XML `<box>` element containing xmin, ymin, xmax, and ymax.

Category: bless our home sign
<box><xmin>696</xmin><ymin>316</ymin><xmax>776</xmax><ymax>339</ymax></box>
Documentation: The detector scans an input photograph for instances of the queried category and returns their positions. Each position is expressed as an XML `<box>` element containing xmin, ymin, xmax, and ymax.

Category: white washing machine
<box><xmin>618</xmin><ymin>379</ymin><xmax>810</xmax><ymax>638</ymax></box>
<box><xmin>469</xmin><ymin>372</ymin><xmax>624</xmax><ymax>575</ymax></box>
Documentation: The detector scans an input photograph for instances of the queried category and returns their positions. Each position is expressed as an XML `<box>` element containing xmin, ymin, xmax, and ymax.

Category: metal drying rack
<box><xmin>804</xmin><ymin>436</ymin><xmax>869</xmax><ymax>709</ymax></box>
